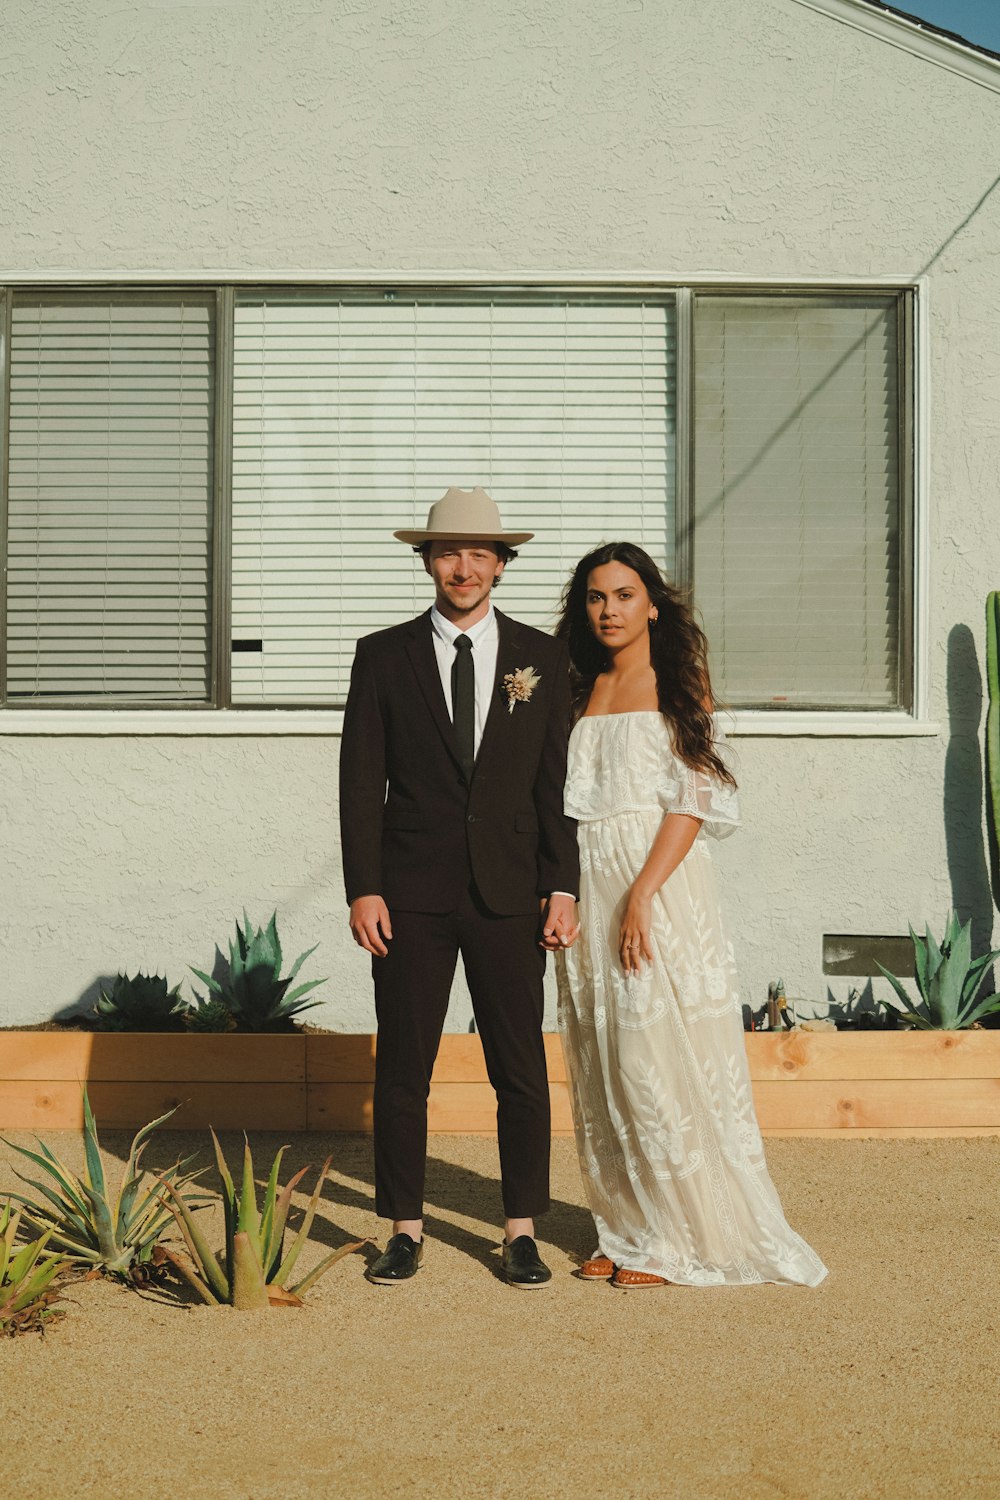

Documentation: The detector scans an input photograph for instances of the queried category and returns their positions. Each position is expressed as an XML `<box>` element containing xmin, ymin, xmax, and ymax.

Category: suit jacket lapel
<box><xmin>475</xmin><ymin>610</ymin><xmax>525</xmax><ymax>771</ymax></box>
<box><xmin>404</xmin><ymin>611</ymin><xmax>463</xmax><ymax>771</ymax></box>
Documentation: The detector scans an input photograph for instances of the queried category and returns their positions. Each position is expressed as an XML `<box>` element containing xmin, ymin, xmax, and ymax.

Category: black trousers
<box><xmin>372</xmin><ymin>881</ymin><xmax>550</xmax><ymax>1221</ymax></box>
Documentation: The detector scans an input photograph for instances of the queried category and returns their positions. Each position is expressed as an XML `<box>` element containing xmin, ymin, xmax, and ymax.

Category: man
<box><xmin>340</xmin><ymin>486</ymin><xmax>580</xmax><ymax>1288</ymax></box>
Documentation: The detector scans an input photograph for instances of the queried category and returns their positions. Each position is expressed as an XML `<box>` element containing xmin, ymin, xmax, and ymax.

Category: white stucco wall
<box><xmin>1</xmin><ymin>0</ymin><xmax>998</xmax><ymax>1028</ymax></box>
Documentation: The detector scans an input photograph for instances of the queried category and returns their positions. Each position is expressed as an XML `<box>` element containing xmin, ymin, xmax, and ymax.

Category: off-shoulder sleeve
<box><xmin>656</xmin><ymin>738</ymin><xmax>741</xmax><ymax>840</ymax></box>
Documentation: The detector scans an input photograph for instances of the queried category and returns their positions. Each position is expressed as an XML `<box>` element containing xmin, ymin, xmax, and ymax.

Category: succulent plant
<box><xmin>3</xmin><ymin>1088</ymin><xmax>207</xmax><ymax>1280</ymax></box>
<box><xmin>94</xmin><ymin>971</ymin><xmax>186</xmax><ymax>1032</ymax></box>
<box><xmin>191</xmin><ymin>911</ymin><xmax>325</xmax><ymax>1031</ymax></box>
<box><xmin>877</xmin><ymin>913</ymin><xmax>1000</xmax><ymax>1030</ymax></box>
<box><xmin>184</xmin><ymin>994</ymin><xmax>236</xmax><ymax>1034</ymax></box>
<box><xmin>0</xmin><ymin>1203</ymin><xmax>69</xmax><ymax>1335</ymax></box>
<box><xmin>154</xmin><ymin>1132</ymin><xmax>367</xmax><ymax>1309</ymax></box>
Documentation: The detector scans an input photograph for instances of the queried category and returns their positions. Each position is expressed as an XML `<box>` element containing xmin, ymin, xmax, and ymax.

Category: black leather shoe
<box><xmin>367</xmin><ymin>1232</ymin><xmax>423</xmax><ymax>1284</ymax></box>
<box><xmin>501</xmin><ymin>1235</ymin><xmax>552</xmax><ymax>1289</ymax></box>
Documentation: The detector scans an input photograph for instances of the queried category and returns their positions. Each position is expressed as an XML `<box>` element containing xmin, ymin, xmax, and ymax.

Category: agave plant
<box><xmin>2</xmin><ymin>1089</ymin><xmax>206</xmax><ymax>1280</ymax></box>
<box><xmin>93</xmin><ymin>971</ymin><xmax>186</xmax><ymax>1032</ymax></box>
<box><xmin>877</xmin><ymin>913</ymin><xmax>1000</xmax><ymax>1030</ymax></box>
<box><xmin>191</xmin><ymin>911</ymin><xmax>325</xmax><ymax>1031</ymax></box>
<box><xmin>184</xmin><ymin>993</ymin><xmax>236</xmax><ymax>1034</ymax></box>
<box><xmin>154</xmin><ymin>1133</ymin><xmax>367</xmax><ymax>1309</ymax></box>
<box><xmin>0</xmin><ymin>1203</ymin><xmax>69</xmax><ymax>1335</ymax></box>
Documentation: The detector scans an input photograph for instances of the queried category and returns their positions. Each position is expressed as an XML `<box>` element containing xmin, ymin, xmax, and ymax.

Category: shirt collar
<box><xmin>430</xmin><ymin>603</ymin><xmax>496</xmax><ymax>650</ymax></box>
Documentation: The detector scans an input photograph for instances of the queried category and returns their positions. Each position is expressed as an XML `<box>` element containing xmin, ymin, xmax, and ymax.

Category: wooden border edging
<box><xmin>2</xmin><ymin>1029</ymin><xmax>1000</xmax><ymax>1135</ymax></box>
<box><xmin>0</xmin><ymin>1033</ymin><xmax>308</xmax><ymax>1132</ymax></box>
<box><xmin>745</xmin><ymin>1030</ymin><xmax>1000</xmax><ymax>1136</ymax></box>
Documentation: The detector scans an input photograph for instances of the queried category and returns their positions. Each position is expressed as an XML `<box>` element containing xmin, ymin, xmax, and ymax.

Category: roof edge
<box><xmin>790</xmin><ymin>0</ymin><xmax>1000</xmax><ymax>95</ymax></box>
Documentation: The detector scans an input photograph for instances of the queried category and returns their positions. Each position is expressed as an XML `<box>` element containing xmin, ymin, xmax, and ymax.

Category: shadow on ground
<box><xmin>90</xmin><ymin>1129</ymin><xmax>594</xmax><ymax>1278</ymax></box>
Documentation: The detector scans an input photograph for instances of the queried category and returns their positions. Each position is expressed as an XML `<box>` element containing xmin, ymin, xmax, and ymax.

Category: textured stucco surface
<box><xmin>1</xmin><ymin>0</ymin><xmax>999</xmax><ymax>1026</ymax></box>
<box><xmin>0</xmin><ymin>735</ymin><xmax>367</xmax><ymax>1027</ymax></box>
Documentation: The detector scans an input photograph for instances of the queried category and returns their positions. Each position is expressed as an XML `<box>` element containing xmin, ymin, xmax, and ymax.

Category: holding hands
<box><xmin>539</xmin><ymin>893</ymin><xmax>580</xmax><ymax>951</ymax></box>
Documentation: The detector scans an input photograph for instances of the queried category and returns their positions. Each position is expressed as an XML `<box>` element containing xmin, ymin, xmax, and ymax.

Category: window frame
<box><xmin>0</xmin><ymin>274</ymin><xmax>932</xmax><ymax>736</ymax></box>
<box><xmin>226</xmin><ymin>285</ymin><xmax>680</xmax><ymax>708</ymax></box>
<box><xmin>0</xmin><ymin>282</ymin><xmax>229</xmax><ymax>713</ymax></box>
<box><xmin>686</xmin><ymin>284</ymin><xmax>916</xmax><ymax>716</ymax></box>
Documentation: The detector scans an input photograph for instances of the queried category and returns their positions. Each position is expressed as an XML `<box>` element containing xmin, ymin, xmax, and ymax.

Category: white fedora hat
<box><xmin>394</xmin><ymin>487</ymin><xmax>534</xmax><ymax>546</ymax></box>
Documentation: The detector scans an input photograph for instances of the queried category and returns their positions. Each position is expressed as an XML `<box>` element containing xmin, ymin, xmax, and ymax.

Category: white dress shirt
<box><xmin>430</xmin><ymin>603</ymin><xmax>499</xmax><ymax>757</ymax></box>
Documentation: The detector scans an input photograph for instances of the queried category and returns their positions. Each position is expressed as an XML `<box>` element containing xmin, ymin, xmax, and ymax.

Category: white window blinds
<box><xmin>231</xmin><ymin>293</ymin><xmax>675</xmax><ymax>704</ymax></box>
<box><xmin>5</xmin><ymin>295</ymin><xmax>214</xmax><ymax>702</ymax></box>
<box><xmin>693</xmin><ymin>294</ymin><xmax>902</xmax><ymax>709</ymax></box>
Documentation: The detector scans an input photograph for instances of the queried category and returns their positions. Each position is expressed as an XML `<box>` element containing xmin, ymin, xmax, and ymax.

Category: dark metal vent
<box><xmin>822</xmin><ymin>934</ymin><xmax>915</xmax><ymax>978</ymax></box>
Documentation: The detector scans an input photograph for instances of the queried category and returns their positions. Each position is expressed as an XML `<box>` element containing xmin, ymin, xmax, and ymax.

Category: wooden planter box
<box><xmin>0</xmin><ymin>1033</ymin><xmax>310</xmax><ymax>1132</ymax></box>
<box><xmin>0</xmin><ymin>1032</ymin><xmax>567</xmax><ymax>1133</ymax></box>
<box><xmin>746</xmin><ymin>1029</ymin><xmax>1000</xmax><ymax>1136</ymax></box>
<box><xmin>2</xmin><ymin>1028</ymin><xmax>999</xmax><ymax>1136</ymax></box>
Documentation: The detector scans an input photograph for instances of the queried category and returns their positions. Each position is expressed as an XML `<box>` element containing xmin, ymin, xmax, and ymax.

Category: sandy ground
<box><xmin>2</xmin><ymin>1130</ymin><xmax>999</xmax><ymax>1500</ymax></box>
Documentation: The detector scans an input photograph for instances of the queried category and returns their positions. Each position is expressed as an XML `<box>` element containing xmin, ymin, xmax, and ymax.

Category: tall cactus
<box><xmin>988</xmin><ymin>592</ymin><xmax>1000</xmax><ymax>910</ymax></box>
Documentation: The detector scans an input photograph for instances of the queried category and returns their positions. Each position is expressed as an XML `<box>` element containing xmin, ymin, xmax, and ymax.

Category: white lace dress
<box><xmin>556</xmin><ymin>712</ymin><xmax>827</xmax><ymax>1287</ymax></box>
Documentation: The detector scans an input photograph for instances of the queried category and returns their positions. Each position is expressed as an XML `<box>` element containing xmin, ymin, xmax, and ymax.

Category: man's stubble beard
<box><xmin>439</xmin><ymin>582</ymin><xmax>494</xmax><ymax>618</ymax></box>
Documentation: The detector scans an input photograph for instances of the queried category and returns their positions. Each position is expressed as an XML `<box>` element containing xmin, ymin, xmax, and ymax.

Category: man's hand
<box><xmin>539</xmin><ymin>893</ymin><xmax>580</xmax><ymax>951</ymax></box>
<box><xmin>349</xmin><ymin>895</ymin><xmax>393</xmax><ymax>957</ymax></box>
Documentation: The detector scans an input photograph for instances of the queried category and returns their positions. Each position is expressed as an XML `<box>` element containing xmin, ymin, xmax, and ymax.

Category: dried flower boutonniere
<box><xmin>502</xmin><ymin>665</ymin><xmax>541</xmax><ymax>715</ymax></box>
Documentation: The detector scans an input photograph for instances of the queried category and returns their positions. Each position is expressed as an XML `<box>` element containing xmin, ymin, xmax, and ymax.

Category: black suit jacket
<box><xmin>339</xmin><ymin>608</ymin><xmax>579</xmax><ymax>916</ymax></box>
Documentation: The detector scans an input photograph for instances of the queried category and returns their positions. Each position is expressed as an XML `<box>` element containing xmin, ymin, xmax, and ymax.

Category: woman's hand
<box><xmin>619</xmin><ymin>886</ymin><xmax>654</xmax><ymax>974</ymax></box>
<box><xmin>616</xmin><ymin>815</ymin><xmax>701</xmax><ymax>973</ymax></box>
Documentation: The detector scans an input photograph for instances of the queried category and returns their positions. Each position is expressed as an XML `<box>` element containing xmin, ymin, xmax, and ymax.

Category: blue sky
<box><xmin>887</xmin><ymin>0</ymin><xmax>1000</xmax><ymax>52</ymax></box>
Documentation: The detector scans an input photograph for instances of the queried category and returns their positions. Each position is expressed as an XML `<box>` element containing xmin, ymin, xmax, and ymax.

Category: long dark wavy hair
<box><xmin>555</xmin><ymin>541</ymin><xmax>736</xmax><ymax>787</ymax></box>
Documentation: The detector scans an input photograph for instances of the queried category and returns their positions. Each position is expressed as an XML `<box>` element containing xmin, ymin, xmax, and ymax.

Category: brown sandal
<box><xmin>578</xmin><ymin>1255</ymin><xmax>616</xmax><ymax>1280</ymax></box>
<box><xmin>611</xmin><ymin>1267</ymin><xmax>668</xmax><ymax>1289</ymax></box>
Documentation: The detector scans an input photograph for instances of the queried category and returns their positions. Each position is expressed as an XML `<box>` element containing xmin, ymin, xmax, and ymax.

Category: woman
<box><xmin>555</xmin><ymin>542</ymin><xmax>827</xmax><ymax>1289</ymax></box>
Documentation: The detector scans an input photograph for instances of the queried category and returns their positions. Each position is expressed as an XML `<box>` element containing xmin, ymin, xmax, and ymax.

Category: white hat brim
<box><xmin>394</xmin><ymin>528</ymin><xmax>534</xmax><ymax>546</ymax></box>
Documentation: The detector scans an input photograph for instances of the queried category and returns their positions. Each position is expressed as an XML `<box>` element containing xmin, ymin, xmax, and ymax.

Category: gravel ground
<box><xmin>2</xmin><ymin>1130</ymin><xmax>999</xmax><ymax>1500</ymax></box>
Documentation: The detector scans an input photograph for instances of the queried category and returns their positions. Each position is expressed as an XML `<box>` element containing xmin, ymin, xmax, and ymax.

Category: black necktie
<box><xmin>452</xmin><ymin>634</ymin><xmax>475</xmax><ymax>785</ymax></box>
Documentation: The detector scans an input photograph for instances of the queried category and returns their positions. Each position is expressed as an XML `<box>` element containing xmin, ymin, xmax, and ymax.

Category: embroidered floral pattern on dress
<box><xmin>556</xmin><ymin>712</ymin><xmax>827</xmax><ymax>1289</ymax></box>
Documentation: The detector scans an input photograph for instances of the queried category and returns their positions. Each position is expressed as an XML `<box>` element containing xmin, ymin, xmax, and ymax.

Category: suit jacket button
<box><xmin>467</xmin><ymin>814</ymin><xmax>476</xmax><ymax>823</ymax></box>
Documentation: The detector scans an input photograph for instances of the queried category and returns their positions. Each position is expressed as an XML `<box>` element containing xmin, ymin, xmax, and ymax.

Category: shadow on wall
<box><xmin>50</xmin><ymin>975</ymin><xmax>120</xmax><ymax>1023</ymax></box>
<box><xmin>944</xmin><ymin>623</ymin><xmax>996</xmax><ymax>986</ymax></box>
